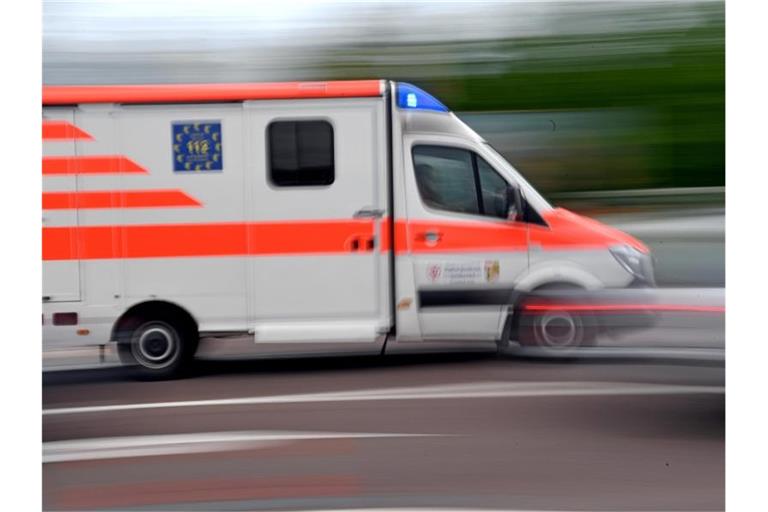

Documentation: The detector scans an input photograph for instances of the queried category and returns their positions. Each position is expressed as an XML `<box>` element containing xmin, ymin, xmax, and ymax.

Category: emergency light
<box><xmin>396</xmin><ymin>82</ymin><xmax>449</xmax><ymax>112</ymax></box>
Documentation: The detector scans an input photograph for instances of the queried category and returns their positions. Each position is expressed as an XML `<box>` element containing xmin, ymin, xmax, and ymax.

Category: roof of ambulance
<box><xmin>42</xmin><ymin>79</ymin><xmax>466</xmax><ymax>138</ymax></box>
<box><xmin>42</xmin><ymin>80</ymin><xmax>386</xmax><ymax>105</ymax></box>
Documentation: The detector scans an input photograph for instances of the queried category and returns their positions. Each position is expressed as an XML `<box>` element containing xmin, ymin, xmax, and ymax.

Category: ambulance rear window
<box><xmin>268</xmin><ymin>120</ymin><xmax>335</xmax><ymax>187</ymax></box>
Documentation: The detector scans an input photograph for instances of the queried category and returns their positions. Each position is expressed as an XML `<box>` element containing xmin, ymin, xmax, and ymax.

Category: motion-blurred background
<box><xmin>44</xmin><ymin>0</ymin><xmax>724</xmax><ymax>286</ymax></box>
<box><xmin>41</xmin><ymin>3</ymin><xmax>726</xmax><ymax>510</ymax></box>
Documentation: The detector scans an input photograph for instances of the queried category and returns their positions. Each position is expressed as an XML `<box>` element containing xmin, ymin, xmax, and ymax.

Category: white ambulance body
<box><xmin>42</xmin><ymin>80</ymin><xmax>654</xmax><ymax>377</ymax></box>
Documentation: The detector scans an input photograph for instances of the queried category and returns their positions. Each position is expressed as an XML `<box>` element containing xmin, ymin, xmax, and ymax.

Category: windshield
<box><xmin>481</xmin><ymin>142</ymin><xmax>552</xmax><ymax>211</ymax></box>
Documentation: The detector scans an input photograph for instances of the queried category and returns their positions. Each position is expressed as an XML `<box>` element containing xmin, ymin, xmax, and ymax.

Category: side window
<box><xmin>477</xmin><ymin>157</ymin><xmax>509</xmax><ymax>218</ymax></box>
<box><xmin>268</xmin><ymin>120</ymin><xmax>334</xmax><ymax>187</ymax></box>
<box><xmin>412</xmin><ymin>145</ymin><xmax>512</xmax><ymax>219</ymax></box>
<box><xmin>412</xmin><ymin>145</ymin><xmax>480</xmax><ymax>215</ymax></box>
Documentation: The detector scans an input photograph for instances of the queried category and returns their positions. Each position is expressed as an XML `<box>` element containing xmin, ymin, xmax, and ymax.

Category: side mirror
<box><xmin>506</xmin><ymin>187</ymin><xmax>523</xmax><ymax>222</ymax></box>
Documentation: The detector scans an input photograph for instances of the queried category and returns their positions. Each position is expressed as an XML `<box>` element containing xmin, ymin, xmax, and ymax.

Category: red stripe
<box><xmin>42</xmin><ymin>156</ymin><xmax>148</xmax><ymax>175</ymax></box>
<box><xmin>376</xmin><ymin>217</ymin><xmax>408</xmax><ymax>253</ymax></box>
<box><xmin>43</xmin><ymin>220</ymin><xmax>375</xmax><ymax>260</ymax></box>
<box><xmin>42</xmin><ymin>120</ymin><xmax>92</xmax><ymax>140</ymax></box>
<box><xmin>43</xmin><ymin>227</ymin><xmax>77</xmax><ymax>261</ymax></box>
<box><xmin>42</xmin><ymin>190</ymin><xmax>202</xmax><ymax>210</ymax></box>
<box><xmin>405</xmin><ymin>219</ymin><xmax>527</xmax><ymax>253</ymax></box>
<box><xmin>538</xmin><ymin>208</ymin><xmax>649</xmax><ymax>254</ymax></box>
<box><xmin>42</xmin><ymin>217</ymin><xmax>634</xmax><ymax>260</ymax></box>
<box><xmin>391</xmin><ymin>218</ymin><xmax>634</xmax><ymax>254</ymax></box>
<box><xmin>43</xmin><ymin>80</ymin><xmax>383</xmax><ymax>105</ymax></box>
<box><xmin>523</xmin><ymin>304</ymin><xmax>725</xmax><ymax>313</ymax></box>
<box><xmin>402</xmin><ymin>216</ymin><xmax>641</xmax><ymax>254</ymax></box>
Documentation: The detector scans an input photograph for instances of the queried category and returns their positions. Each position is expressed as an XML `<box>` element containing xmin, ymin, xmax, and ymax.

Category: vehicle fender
<box><xmin>515</xmin><ymin>262</ymin><xmax>604</xmax><ymax>293</ymax></box>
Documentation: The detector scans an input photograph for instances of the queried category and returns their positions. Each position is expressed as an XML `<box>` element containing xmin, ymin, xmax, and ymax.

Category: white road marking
<box><xmin>43</xmin><ymin>381</ymin><xmax>724</xmax><ymax>417</ymax></box>
<box><xmin>43</xmin><ymin>430</ymin><xmax>440</xmax><ymax>463</ymax></box>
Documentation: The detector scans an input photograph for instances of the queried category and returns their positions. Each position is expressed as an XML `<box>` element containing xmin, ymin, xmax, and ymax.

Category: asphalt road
<box><xmin>43</xmin><ymin>354</ymin><xmax>724</xmax><ymax>511</ymax></box>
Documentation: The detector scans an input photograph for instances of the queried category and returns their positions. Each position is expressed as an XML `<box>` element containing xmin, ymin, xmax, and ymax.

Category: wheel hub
<box><xmin>538</xmin><ymin>312</ymin><xmax>579</xmax><ymax>347</ymax></box>
<box><xmin>136</xmin><ymin>326</ymin><xmax>175</xmax><ymax>363</ymax></box>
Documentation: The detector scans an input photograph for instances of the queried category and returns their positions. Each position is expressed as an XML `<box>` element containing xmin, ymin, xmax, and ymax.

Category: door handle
<box><xmin>415</xmin><ymin>230</ymin><xmax>443</xmax><ymax>246</ymax></box>
<box><xmin>353</xmin><ymin>207</ymin><xmax>385</xmax><ymax>219</ymax></box>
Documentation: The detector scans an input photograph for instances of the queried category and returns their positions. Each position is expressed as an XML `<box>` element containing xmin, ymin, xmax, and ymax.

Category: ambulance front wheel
<box><xmin>117</xmin><ymin>313</ymin><xmax>197</xmax><ymax>379</ymax></box>
<box><xmin>517</xmin><ymin>308</ymin><xmax>597</xmax><ymax>351</ymax></box>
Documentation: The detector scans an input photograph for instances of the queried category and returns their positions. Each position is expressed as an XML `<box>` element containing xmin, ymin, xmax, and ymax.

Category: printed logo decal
<box><xmin>172</xmin><ymin>121</ymin><xmax>223</xmax><ymax>172</ymax></box>
<box><xmin>485</xmin><ymin>260</ymin><xmax>500</xmax><ymax>282</ymax></box>
<box><xmin>426</xmin><ymin>261</ymin><xmax>496</xmax><ymax>284</ymax></box>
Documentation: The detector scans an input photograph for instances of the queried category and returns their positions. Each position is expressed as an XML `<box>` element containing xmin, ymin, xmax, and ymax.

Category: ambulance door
<box><xmin>404</xmin><ymin>137</ymin><xmax>529</xmax><ymax>341</ymax></box>
<box><xmin>245</xmin><ymin>98</ymin><xmax>391</xmax><ymax>343</ymax></box>
<box><xmin>42</xmin><ymin>109</ymin><xmax>81</xmax><ymax>303</ymax></box>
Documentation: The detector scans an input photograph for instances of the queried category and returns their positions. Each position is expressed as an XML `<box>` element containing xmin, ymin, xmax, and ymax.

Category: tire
<box><xmin>514</xmin><ymin>284</ymin><xmax>597</xmax><ymax>354</ymax></box>
<box><xmin>117</xmin><ymin>316</ymin><xmax>197</xmax><ymax>380</ymax></box>
<box><xmin>517</xmin><ymin>308</ymin><xmax>596</xmax><ymax>350</ymax></box>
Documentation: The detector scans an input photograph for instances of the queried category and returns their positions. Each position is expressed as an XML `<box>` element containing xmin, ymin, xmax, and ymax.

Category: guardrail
<box><xmin>549</xmin><ymin>186</ymin><xmax>724</xmax><ymax>210</ymax></box>
<box><xmin>551</xmin><ymin>186</ymin><xmax>724</xmax><ymax>199</ymax></box>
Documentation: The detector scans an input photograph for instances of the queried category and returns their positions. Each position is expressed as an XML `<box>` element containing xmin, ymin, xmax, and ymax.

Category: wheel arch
<box><xmin>514</xmin><ymin>264</ymin><xmax>603</xmax><ymax>293</ymax></box>
<box><xmin>500</xmin><ymin>278</ymin><xmax>598</xmax><ymax>350</ymax></box>
<box><xmin>111</xmin><ymin>300</ymin><xmax>199</xmax><ymax>343</ymax></box>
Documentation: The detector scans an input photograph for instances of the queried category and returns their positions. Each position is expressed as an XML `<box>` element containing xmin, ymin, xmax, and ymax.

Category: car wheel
<box><xmin>512</xmin><ymin>284</ymin><xmax>598</xmax><ymax>354</ymax></box>
<box><xmin>117</xmin><ymin>317</ymin><xmax>195</xmax><ymax>379</ymax></box>
<box><xmin>518</xmin><ymin>308</ymin><xmax>594</xmax><ymax>349</ymax></box>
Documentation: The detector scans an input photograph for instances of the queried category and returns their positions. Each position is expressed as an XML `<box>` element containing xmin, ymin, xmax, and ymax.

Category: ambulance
<box><xmin>42</xmin><ymin>80</ymin><xmax>655</xmax><ymax>378</ymax></box>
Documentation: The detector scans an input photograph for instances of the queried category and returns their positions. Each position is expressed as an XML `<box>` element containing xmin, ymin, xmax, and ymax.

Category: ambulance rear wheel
<box><xmin>117</xmin><ymin>316</ymin><xmax>196</xmax><ymax>379</ymax></box>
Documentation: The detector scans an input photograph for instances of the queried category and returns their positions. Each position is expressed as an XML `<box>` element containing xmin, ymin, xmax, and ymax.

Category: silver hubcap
<box><xmin>132</xmin><ymin>323</ymin><xmax>178</xmax><ymax>368</ymax></box>
<box><xmin>535</xmin><ymin>311</ymin><xmax>582</xmax><ymax>347</ymax></box>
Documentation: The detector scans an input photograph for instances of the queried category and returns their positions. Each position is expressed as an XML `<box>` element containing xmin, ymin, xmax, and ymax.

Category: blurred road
<box><xmin>43</xmin><ymin>355</ymin><xmax>724</xmax><ymax>511</ymax></box>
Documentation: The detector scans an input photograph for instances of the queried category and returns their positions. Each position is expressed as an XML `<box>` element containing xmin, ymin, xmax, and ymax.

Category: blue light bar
<box><xmin>396</xmin><ymin>82</ymin><xmax>449</xmax><ymax>112</ymax></box>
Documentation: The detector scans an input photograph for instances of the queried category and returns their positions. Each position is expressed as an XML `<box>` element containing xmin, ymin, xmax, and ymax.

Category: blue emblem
<box><xmin>172</xmin><ymin>121</ymin><xmax>223</xmax><ymax>172</ymax></box>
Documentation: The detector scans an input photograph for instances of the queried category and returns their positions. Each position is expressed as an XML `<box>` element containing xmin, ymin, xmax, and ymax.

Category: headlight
<box><xmin>610</xmin><ymin>244</ymin><xmax>648</xmax><ymax>280</ymax></box>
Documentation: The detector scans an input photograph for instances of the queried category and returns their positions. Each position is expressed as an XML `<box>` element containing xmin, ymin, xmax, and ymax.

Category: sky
<box><xmin>43</xmin><ymin>0</ymin><xmax>716</xmax><ymax>84</ymax></box>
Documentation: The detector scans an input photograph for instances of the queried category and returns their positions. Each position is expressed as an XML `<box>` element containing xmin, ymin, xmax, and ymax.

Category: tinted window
<box><xmin>477</xmin><ymin>157</ymin><xmax>509</xmax><ymax>218</ymax></box>
<box><xmin>268</xmin><ymin>120</ymin><xmax>334</xmax><ymax>186</ymax></box>
<box><xmin>412</xmin><ymin>146</ymin><xmax>480</xmax><ymax>215</ymax></box>
<box><xmin>412</xmin><ymin>145</ymin><xmax>512</xmax><ymax>219</ymax></box>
